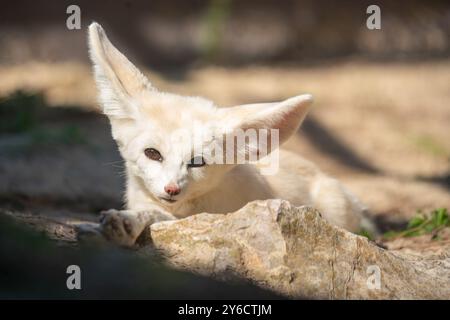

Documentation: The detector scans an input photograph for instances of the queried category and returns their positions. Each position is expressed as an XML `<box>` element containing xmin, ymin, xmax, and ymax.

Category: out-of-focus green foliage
<box><xmin>410</xmin><ymin>134</ymin><xmax>450</xmax><ymax>158</ymax></box>
<box><xmin>357</xmin><ymin>228</ymin><xmax>375</xmax><ymax>241</ymax></box>
<box><xmin>201</xmin><ymin>0</ymin><xmax>232</xmax><ymax>62</ymax></box>
<box><xmin>0</xmin><ymin>91</ymin><xmax>87</xmax><ymax>146</ymax></box>
<box><xmin>0</xmin><ymin>90</ymin><xmax>42</xmax><ymax>133</ymax></box>
<box><xmin>383</xmin><ymin>208</ymin><xmax>449</xmax><ymax>240</ymax></box>
<box><xmin>30</xmin><ymin>125</ymin><xmax>86</xmax><ymax>146</ymax></box>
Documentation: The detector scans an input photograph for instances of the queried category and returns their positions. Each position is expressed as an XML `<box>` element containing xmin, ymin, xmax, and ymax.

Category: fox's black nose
<box><xmin>164</xmin><ymin>183</ymin><xmax>180</xmax><ymax>196</ymax></box>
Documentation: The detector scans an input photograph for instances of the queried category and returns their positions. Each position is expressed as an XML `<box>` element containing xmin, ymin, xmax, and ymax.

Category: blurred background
<box><xmin>0</xmin><ymin>0</ymin><xmax>449</xmax><ymax>297</ymax></box>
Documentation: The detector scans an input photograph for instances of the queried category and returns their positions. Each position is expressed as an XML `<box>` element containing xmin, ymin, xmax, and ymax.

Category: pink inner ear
<box><xmin>241</xmin><ymin>101</ymin><xmax>310</xmax><ymax>146</ymax></box>
<box><xmin>217</xmin><ymin>95</ymin><xmax>312</xmax><ymax>161</ymax></box>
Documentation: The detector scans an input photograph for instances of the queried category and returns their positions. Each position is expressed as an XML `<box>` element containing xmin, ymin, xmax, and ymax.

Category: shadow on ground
<box><xmin>0</xmin><ymin>90</ymin><xmax>123</xmax><ymax>213</ymax></box>
<box><xmin>300</xmin><ymin>117</ymin><xmax>380</xmax><ymax>174</ymax></box>
<box><xmin>0</xmin><ymin>213</ymin><xmax>281</xmax><ymax>299</ymax></box>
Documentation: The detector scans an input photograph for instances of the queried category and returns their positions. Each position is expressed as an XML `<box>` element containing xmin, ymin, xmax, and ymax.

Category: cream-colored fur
<box><xmin>87</xmin><ymin>22</ymin><xmax>375</xmax><ymax>245</ymax></box>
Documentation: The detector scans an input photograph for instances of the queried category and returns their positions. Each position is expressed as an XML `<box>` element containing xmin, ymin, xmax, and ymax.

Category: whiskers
<box><xmin>102</xmin><ymin>159</ymin><xmax>127</xmax><ymax>177</ymax></box>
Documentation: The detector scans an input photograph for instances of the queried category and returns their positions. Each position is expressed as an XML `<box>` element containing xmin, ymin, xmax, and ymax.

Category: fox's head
<box><xmin>88</xmin><ymin>22</ymin><xmax>313</xmax><ymax>208</ymax></box>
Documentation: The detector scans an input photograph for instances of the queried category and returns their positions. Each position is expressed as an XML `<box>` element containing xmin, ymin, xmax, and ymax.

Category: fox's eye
<box><xmin>188</xmin><ymin>156</ymin><xmax>206</xmax><ymax>168</ymax></box>
<box><xmin>144</xmin><ymin>148</ymin><xmax>163</xmax><ymax>161</ymax></box>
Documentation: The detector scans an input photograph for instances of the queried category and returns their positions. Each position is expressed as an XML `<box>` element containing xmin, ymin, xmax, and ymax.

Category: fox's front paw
<box><xmin>99</xmin><ymin>209</ymin><xmax>145</xmax><ymax>247</ymax></box>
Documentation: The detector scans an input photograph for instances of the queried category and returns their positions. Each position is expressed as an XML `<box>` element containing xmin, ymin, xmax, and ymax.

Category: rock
<box><xmin>150</xmin><ymin>199</ymin><xmax>450</xmax><ymax>299</ymax></box>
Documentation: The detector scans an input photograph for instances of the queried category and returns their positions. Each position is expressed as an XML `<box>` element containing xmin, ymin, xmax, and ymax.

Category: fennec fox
<box><xmin>88</xmin><ymin>22</ymin><xmax>375</xmax><ymax>246</ymax></box>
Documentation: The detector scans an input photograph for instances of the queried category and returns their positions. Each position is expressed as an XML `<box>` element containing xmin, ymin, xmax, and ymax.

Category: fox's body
<box><xmin>127</xmin><ymin>149</ymin><xmax>364</xmax><ymax>231</ymax></box>
<box><xmin>87</xmin><ymin>22</ymin><xmax>375</xmax><ymax>245</ymax></box>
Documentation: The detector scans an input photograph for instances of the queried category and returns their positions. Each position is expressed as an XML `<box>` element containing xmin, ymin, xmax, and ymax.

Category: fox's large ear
<box><xmin>220</xmin><ymin>94</ymin><xmax>313</xmax><ymax>146</ymax></box>
<box><xmin>213</xmin><ymin>94</ymin><xmax>313</xmax><ymax>162</ymax></box>
<box><xmin>88</xmin><ymin>22</ymin><xmax>154</xmax><ymax>119</ymax></box>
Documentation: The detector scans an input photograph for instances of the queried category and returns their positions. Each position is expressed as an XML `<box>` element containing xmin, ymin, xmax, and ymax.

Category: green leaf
<box><xmin>407</xmin><ymin>215</ymin><xmax>425</xmax><ymax>229</ymax></box>
<box><xmin>382</xmin><ymin>230</ymin><xmax>400</xmax><ymax>239</ymax></box>
<box><xmin>358</xmin><ymin>229</ymin><xmax>374</xmax><ymax>241</ymax></box>
<box><xmin>383</xmin><ymin>208</ymin><xmax>449</xmax><ymax>240</ymax></box>
<box><xmin>433</xmin><ymin>208</ymin><xmax>448</xmax><ymax>227</ymax></box>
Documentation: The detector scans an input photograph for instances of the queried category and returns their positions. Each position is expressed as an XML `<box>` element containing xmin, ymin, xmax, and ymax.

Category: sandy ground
<box><xmin>0</xmin><ymin>59</ymin><xmax>449</xmax><ymax>253</ymax></box>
